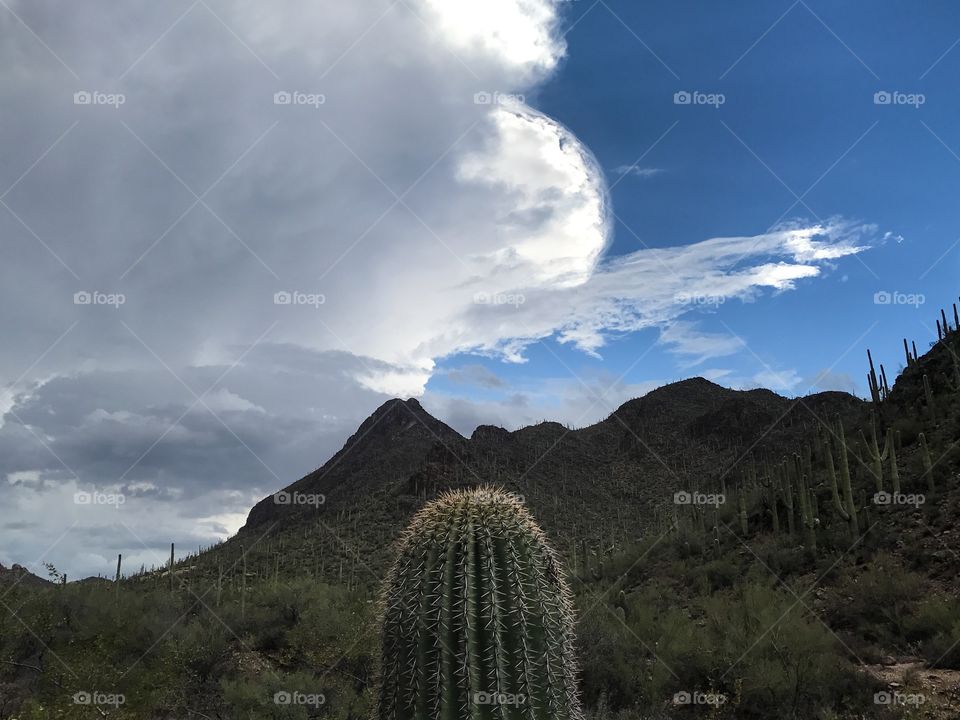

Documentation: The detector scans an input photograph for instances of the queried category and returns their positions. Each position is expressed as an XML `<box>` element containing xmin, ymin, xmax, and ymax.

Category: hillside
<box><xmin>2</xmin><ymin>298</ymin><xmax>959</xmax><ymax>719</ymax></box>
<box><xmin>232</xmin><ymin>375</ymin><xmax>866</xmax><ymax>583</ymax></box>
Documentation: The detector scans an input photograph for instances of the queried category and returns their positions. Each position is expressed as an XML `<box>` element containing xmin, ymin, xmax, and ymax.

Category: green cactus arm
<box><xmin>858</xmin><ymin>427</ymin><xmax>884</xmax><ymax>493</ymax></box>
<box><xmin>919</xmin><ymin>433</ymin><xmax>935</xmax><ymax>493</ymax></box>
<box><xmin>923</xmin><ymin>374</ymin><xmax>936</xmax><ymax>419</ymax></box>
<box><xmin>835</xmin><ymin>417</ymin><xmax>860</xmax><ymax>537</ymax></box>
<box><xmin>824</xmin><ymin>436</ymin><xmax>850</xmax><ymax>521</ymax></box>
<box><xmin>887</xmin><ymin>428</ymin><xmax>900</xmax><ymax>495</ymax></box>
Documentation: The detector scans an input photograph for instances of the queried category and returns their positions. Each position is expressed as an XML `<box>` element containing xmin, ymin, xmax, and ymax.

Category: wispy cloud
<box><xmin>658</xmin><ymin>322</ymin><xmax>746</xmax><ymax>367</ymax></box>
<box><xmin>613</xmin><ymin>165</ymin><xmax>664</xmax><ymax>178</ymax></box>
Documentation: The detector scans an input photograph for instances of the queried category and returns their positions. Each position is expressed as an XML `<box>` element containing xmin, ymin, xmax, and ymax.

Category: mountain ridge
<box><xmin>238</xmin><ymin>375</ymin><xmax>867</xmax><ymax>568</ymax></box>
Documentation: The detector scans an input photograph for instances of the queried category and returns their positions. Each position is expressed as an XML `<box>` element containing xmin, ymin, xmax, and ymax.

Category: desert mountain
<box><xmin>237</xmin><ymin>376</ymin><xmax>867</xmax><ymax>576</ymax></box>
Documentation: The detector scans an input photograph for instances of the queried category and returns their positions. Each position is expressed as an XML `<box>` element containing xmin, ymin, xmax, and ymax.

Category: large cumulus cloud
<box><xmin>0</xmin><ymin>0</ymin><xmax>873</xmax><ymax>577</ymax></box>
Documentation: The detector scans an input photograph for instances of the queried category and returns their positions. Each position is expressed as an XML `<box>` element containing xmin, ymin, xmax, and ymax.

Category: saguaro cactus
<box><xmin>923</xmin><ymin>374</ymin><xmax>936</xmax><ymax>420</ymax></box>
<box><xmin>859</xmin><ymin>414</ymin><xmax>889</xmax><ymax>493</ymax></box>
<box><xmin>825</xmin><ymin>431</ymin><xmax>859</xmax><ymax>540</ymax></box>
<box><xmin>738</xmin><ymin>491</ymin><xmax>749</xmax><ymax>536</ymax></box>
<box><xmin>888</xmin><ymin>428</ymin><xmax>901</xmax><ymax>494</ymax></box>
<box><xmin>779</xmin><ymin>460</ymin><xmax>796</xmax><ymax>536</ymax></box>
<box><xmin>794</xmin><ymin>454</ymin><xmax>817</xmax><ymax>554</ymax></box>
<box><xmin>919</xmin><ymin>433</ymin><xmax>935</xmax><ymax>493</ymax></box>
<box><xmin>377</xmin><ymin>487</ymin><xmax>583</xmax><ymax>720</ymax></box>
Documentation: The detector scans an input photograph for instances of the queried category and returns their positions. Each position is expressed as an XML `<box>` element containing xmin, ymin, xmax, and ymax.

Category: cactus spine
<box><xmin>377</xmin><ymin>488</ymin><xmax>583</xmax><ymax>720</ymax></box>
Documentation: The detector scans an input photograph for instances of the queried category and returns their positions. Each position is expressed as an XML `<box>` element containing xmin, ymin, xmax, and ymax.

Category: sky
<box><xmin>1</xmin><ymin>0</ymin><xmax>958</xmax><ymax>579</ymax></box>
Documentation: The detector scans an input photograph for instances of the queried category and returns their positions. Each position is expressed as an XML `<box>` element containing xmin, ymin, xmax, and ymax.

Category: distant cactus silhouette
<box><xmin>376</xmin><ymin>487</ymin><xmax>583</xmax><ymax>720</ymax></box>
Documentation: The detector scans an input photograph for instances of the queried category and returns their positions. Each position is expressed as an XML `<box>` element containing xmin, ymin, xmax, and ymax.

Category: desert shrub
<box><xmin>220</xmin><ymin>670</ymin><xmax>373</xmax><ymax>720</ymax></box>
<box><xmin>697</xmin><ymin>583</ymin><xmax>878</xmax><ymax>718</ymax></box>
<box><xmin>600</xmin><ymin>538</ymin><xmax>664</xmax><ymax>586</ymax></box>
<box><xmin>892</xmin><ymin>416</ymin><xmax>923</xmax><ymax>448</ymax></box>
<box><xmin>285</xmin><ymin>582</ymin><xmax>374</xmax><ymax>680</ymax></box>
<box><xmin>922</xmin><ymin>622</ymin><xmax>960</xmax><ymax>669</ymax></box>
<box><xmin>906</xmin><ymin>596</ymin><xmax>960</xmax><ymax>669</ymax></box>
<box><xmin>832</xmin><ymin>552</ymin><xmax>925</xmax><ymax>645</ymax></box>
<box><xmin>221</xmin><ymin>670</ymin><xmax>323</xmax><ymax>719</ymax></box>
<box><xmin>169</xmin><ymin>616</ymin><xmax>230</xmax><ymax>684</ymax></box>
<box><xmin>687</xmin><ymin>558</ymin><xmax>739</xmax><ymax>593</ymax></box>
<box><xmin>578</xmin><ymin>601</ymin><xmax>643</xmax><ymax>709</ymax></box>
<box><xmin>577</xmin><ymin>580</ymin><xmax>878</xmax><ymax>719</ymax></box>
<box><xmin>754</xmin><ymin>540</ymin><xmax>812</xmax><ymax>578</ymax></box>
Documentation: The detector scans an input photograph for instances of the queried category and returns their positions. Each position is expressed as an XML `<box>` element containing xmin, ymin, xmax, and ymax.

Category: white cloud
<box><xmin>800</xmin><ymin>367</ymin><xmax>859</xmax><ymax>395</ymax></box>
<box><xmin>457</xmin><ymin>106</ymin><xmax>610</xmax><ymax>289</ymax></box>
<box><xmin>444</xmin><ymin>364</ymin><xmax>507</xmax><ymax>389</ymax></box>
<box><xmin>423</xmin><ymin>372</ymin><xmax>663</xmax><ymax>435</ymax></box>
<box><xmin>421</xmin><ymin>0</ymin><xmax>565</xmax><ymax>77</ymax></box>
<box><xmin>613</xmin><ymin>165</ymin><xmax>664</xmax><ymax>178</ymax></box>
<box><xmin>752</xmin><ymin>368</ymin><xmax>803</xmax><ymax>392</ymax></box>
<box><xmin>0</xmin><ymin>1</ymin><xmax>875</xmax><ymax>398</ymax></box>
<box><xmin>659</xmin><ymin>322</ymin><xmax>746</xmax><ymax>366</ymax></box>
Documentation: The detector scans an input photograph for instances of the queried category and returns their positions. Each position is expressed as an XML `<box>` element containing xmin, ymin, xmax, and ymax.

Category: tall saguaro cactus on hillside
<box><xmin>826</xmin><ymin>421</ymin><xmax>859</xmax><ymax>540</ymax></box>
<box><xmin>859</xmin><ymin>413</ymin><xmax>889</xmax><ymax>494</ymax></box>
<box><xmin>376</xmin><ymin>487</ymin><xmax>583</xmax><ymax>720</ymax></box>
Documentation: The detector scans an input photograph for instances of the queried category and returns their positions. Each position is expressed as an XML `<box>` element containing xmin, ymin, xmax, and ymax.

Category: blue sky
<box><xmin>429</xmin><ymin>0</ymin><xmax>960</xmax><ymax>410</ymax></box>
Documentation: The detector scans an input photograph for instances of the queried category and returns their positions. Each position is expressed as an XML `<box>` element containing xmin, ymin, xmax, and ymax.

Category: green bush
<box><xmin>832</xmin><ymin>553</ymin><xmax>925</xmax><ymax>646</ymax></box>
<box><xmin>576</xmin><ymin>577</ymin><xmax>879</xmax><ymax>719</ymax></box>
<box><xmin>906</xmin><ymin>596</ymin><xmax>960</xmax><ymax>669</ymax></box>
